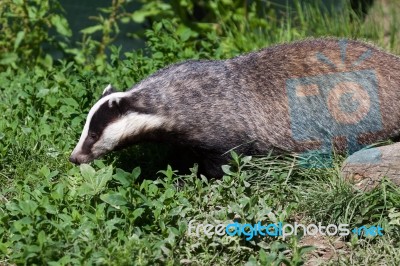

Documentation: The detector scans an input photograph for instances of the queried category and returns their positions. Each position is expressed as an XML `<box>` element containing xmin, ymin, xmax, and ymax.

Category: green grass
<box><xmin>1</xmin><ymin>1</ymin><xmax>400</xmax><ymax>265</ymax></box>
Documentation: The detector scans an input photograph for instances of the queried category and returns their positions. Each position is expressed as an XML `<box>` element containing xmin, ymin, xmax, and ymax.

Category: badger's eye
<box><xmin>89</xmin><ymin>132</ymin><xmax>98</xmax><ymax>140</ymax></box>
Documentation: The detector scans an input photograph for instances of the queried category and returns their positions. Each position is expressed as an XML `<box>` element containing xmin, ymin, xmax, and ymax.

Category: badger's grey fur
<box><xmin>70</xmin><ymin>38</ymin><xmax>400</xmax><ymax>177</ymax></box>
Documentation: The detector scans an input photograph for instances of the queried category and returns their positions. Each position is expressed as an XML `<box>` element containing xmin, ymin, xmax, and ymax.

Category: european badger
<box><xmin>70</xmin><ymin>38</ymin><xmax>400</xmax><ymax>177</ymax></box>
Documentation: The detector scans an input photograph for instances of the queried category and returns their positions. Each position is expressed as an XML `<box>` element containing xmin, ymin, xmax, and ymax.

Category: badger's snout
<box><xmin>69</xmin><ymin>155</ymin><xmax>80</xmax><ymax>165</ymax></box>
<box><xmin>69</xmin><ymin>151</ymin><xmax>94</xmax><ymax>165</ymax></box>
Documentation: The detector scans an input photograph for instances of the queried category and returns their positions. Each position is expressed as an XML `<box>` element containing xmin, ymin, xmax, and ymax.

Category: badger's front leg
<box><xmin>191</xmin><ymin>149</ymin><xmax>230</xmax><ymax>178</ymax></box>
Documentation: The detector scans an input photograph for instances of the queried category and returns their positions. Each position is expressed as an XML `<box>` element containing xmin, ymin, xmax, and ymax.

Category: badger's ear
<box><xmin>108</xmin><ymin>94</ymin><xmax>132</xmax><ymax>114</ymax></box>
<box><xmin>101</xmin><ymin>84</ymin><xmax>117</xmax><ymax>98</ymax></box>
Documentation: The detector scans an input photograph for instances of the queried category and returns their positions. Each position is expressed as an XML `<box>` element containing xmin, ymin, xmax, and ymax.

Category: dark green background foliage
<box><xmin>1</xmin><ymin>0</ymin><xmax>400</xmax><ymax>265</ymax></box>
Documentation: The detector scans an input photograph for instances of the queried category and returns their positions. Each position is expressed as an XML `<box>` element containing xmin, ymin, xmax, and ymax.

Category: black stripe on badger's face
<box><xmin>70</xmin><ymin>87</ymin><xmax>167</xmax><ymax>165</ymax></box>
<box><xmin>80</xmin><ymin>101</ymin><xmax>120</xmax><ymax>155</ymax></box>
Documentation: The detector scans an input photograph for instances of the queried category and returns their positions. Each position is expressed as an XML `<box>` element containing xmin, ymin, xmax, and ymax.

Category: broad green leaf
<box><xmin>51</xmin><ymin>15</ymin><xmax>72</xmax><ymax>37</ymax></box>
<box><xmin>14</xmin><ymin>31</ymin><xmax>25</xmax><ymax>51</ymax></box>
<box><xmin>36</xmin><ymin>88</ymin><xmax>50</xmax><ymax>98</ymax></box>
<box><xmin>80</xmin><ymin>164</ymin><xmax>96</xmax><ymax>180</ymax></box>
<box><xmin>113</xmin><ymin>169</ymin><xmax>131</xmax><ymax>187</ymax></box>
<box><xmin>164</xmin><ymin>188</ymin><xmax>175</xmax><ymax>199</ymax></box>
<box><xmin>221</xmin><ymin>165</ymin><xmax>234</xmax><ymax>176</ymax></box>
<box><xmin>0</xmin><ymin>53</ymin><xmax>18</xmax><ymax>65</ymax></box>
<box><xmin>37</xmin><ymin>231</ymin><xmax>46</xmax><ymax>247</ymax></box>
<box><xmin>12</xmin><ymin>0</ymin><xmax>23</xmax><ymax>5</ymax></box>
<box><xmin>79</xmin><ymin>165</ymin><xmax>113</xmax><ymax>195</ymax></box>
<box><xmin>63</xmin><ymin>98</ymin><xmax>79</xmax><ymax>107</ymax></box>
<box><xmin>131</xmin><ymin>167</ymin><xmax>141</xmax><ymax>181</ymax></box>
<box><xmin>80</xmin><ymin>25</ymin><xmax>103</xmax><ymax>34</ymax></box>
<box><xmin>131</xmin><ymin>11</ymin><xmax>149</xmax><ymax>23</ymax></box>
<box><xmin>19</xmin><ymin>200</ymin><xmax>38</xmax><ymax>215</ymax></box>
<box><xmin>100</xmin><ymin>192</ymin><xmax>128</xmax><ymax>207</ymax></box>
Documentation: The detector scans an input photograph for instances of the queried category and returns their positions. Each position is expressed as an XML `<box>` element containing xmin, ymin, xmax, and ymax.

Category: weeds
<box><xmin>0</xmin><ymin>0</ymin><xmax>399</xmax><ymax>265</ymax></box>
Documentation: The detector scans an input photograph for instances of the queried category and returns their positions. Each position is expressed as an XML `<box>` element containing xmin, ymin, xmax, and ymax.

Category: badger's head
<box><xmin>69</xmin><ymin>84</ymin><xmax>165</xmax><ymax>165</ymax></box>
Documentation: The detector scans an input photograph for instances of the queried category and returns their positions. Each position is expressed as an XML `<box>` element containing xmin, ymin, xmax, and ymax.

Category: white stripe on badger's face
<box><xmin>91</xmin><ymin>112</ymin><xmax>166</xmax><ymax>156</ymax></box>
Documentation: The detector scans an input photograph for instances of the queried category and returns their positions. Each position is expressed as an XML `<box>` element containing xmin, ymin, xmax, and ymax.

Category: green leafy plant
<box><xmin>0</xmin><ymin>0</ymin><xmax>400</xmax><ymax>265</ymax></box>
<box><xmin>0</xmin><ymin>0</ymin><xmax>71</xmax><ymax>70</ymax></box>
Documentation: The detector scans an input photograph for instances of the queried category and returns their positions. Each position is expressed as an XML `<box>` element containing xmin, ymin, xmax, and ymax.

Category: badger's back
<box><xmin>229</xmin><ymin>38</ymin><xmax>400</xmax><ymax>153</ymax></box>
<box><xmin>133</xmin><ymin>39</ymin><xmax>400</xmax><ymax>156</ymax></box>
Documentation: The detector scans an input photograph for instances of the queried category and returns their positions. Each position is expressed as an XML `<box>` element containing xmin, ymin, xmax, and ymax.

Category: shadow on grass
<box><xmin>108</xmin><ymin>143</ymin><xmax>200</xmax><ymax>180</ymax></box>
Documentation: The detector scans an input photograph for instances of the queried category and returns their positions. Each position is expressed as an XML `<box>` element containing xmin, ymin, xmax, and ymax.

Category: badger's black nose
<box><xmin>69</xmin><ymin>155</ymin><xmax>79</xmax><ymax>165</ymax></box>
